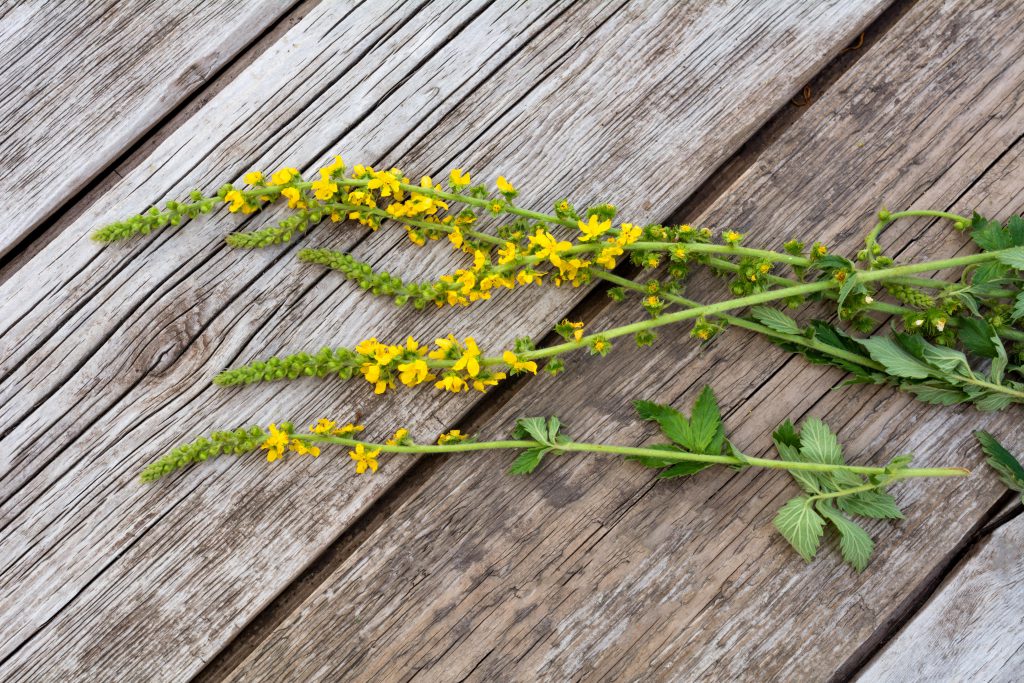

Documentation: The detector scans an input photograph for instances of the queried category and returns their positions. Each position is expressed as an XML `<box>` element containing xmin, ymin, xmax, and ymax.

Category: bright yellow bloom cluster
<box><xmin>578</xmin><ymin>215</ymin><xmax>611</xmax><ymax>241</ymax></box>
<box><xmin>502</xmin><ymin>350</ymin><xmax>538</xmax><ymax>374</ymax></box>
<box><xmin>260</xmin><ymin>423</ymin><xmax>320</xmax><ymax>461</ymax></box>
<box><xmin>356</xmin><ymin>336</ymin><xmax>431</xmax><ymax>393</ymax></box>
<box><xmin>428</xmin><ymin>335</ymin><xmax>506</xmax><ymax>392</ymax></box>
<box><xmin>437</xmin><ymin>429</ymin><xmax>469</xmax><ymax>445</ymax></box>
<box><xmin>310</xmin><ymin>155</ymin><xmax>344</xmax><ymax>200</ymax></box>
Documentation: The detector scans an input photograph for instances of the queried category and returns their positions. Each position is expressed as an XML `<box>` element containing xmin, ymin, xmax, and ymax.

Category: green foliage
<box><xmin>508</xmin><ymin>416</ymin><xmax>569</xmax><ymax>474</ymax></box>
<box><xmin>974</xmin><ymin>431</ymin><xmax>1024</xmax><ymax>503</ymax></box>
<box><xmin>771</xmin><ymin>418</ymin><xmax>905</xmax><ymax>571</ymax></box>
<box><xmin>631</xmin><ymin>386</ymin><xmax>727</xmax><ymax>479</ymax></box>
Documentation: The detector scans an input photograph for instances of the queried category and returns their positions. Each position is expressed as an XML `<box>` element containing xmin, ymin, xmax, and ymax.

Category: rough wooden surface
<box><xmin>0</xmin><ymin>0</ymin><xmax>299</xmax><ymax>259</ymax></box>
<box><xmin>221</xmin><ymin>1</ymin><xmax>1024</xmax><ymax>680</ymax></box>
<box><xmin>857</xmin><ymin>511</ymin><xmax>1024</xmax><ymax>683</ymax></box>
<box><xmin>0</xmin><ymin>1</ymin><xmax>894</xmax><ymax>680</ymax></box>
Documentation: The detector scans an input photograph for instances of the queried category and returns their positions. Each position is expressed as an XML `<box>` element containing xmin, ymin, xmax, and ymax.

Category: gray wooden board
<box><xmin>0</xmin><ymin>0</ymin><xmax>299</xmax><ymax>259</ymax></box>
<box><xmin>221</xmin><ymin>1</ymin><xmax>1024</xmax><ymax>680</ymax></box>
<box><xmin>0</xmin><ymin>0</ymin><xmax>890</xmax><ymax>680</ymax></box>
<box><xmin>857</xmin><ymin>511</ymin><xmax>1024</xmax><ymax>683</ymax></box>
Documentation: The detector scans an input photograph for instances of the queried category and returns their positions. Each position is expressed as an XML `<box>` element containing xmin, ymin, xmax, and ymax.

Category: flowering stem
<box><xmin>299</xmin><ymin>434</ymin><xmax>968</xmax><ymax>479</ymax></box>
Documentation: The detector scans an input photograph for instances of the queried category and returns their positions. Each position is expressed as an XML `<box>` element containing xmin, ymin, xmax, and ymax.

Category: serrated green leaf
<box><xmin>773</xmin><ymin>496</ymin><xmax>825</xmax><ymax>563</ymax></box>
<box><xmin>751</xmin><ymin>306</ymin><xmax>801</xmax><ymax>335</ymax></box>
<box><xmin>991</xmin><ymin>336</ymin><xmax>1008</xmax><ymax>385</ymax></box>
<box><xmin>975</xmin><ymin>431</ymin><xmax>1024</xmax><ymax>500</ymax></box>
<box><xmin>974</xmin><ymin>391</ymin><xmax>1015</xmax><ymax>412</ymax></box>
<box><xmin>508</xmin><ymin>446</ymin><xmax>549</xmax><ymax>474</ymax></box>
<box><xmin>836</xmin><ymin>490</ymin><xmax>904</xmax><ymax>519</ymax></box>
<box><xmin>915</xmin><ymin>337</ymin><xmax>971</xmax><ymax>375</ymax></box>
<box><xmin>1013</xmin><ymin>292</ymin><xmax>1024</xmax><ymax>322</ymax></box>
<box><xmin>958</xmin><ymin>318</ymin><xmax>999</xmax><ymax>358</ymax></box>
<box><xmin>689</xmin><ymin>385</ymin><xmax>722</xmax><ymax>453</ymax></box>
<box><xmin>799</xmin><ymin>417</ymin><xmax>843</xmax><ymax>465</ymax></box>
<box><xmin>513</xmin><ymin>417</ymin><xmax>549</xmax><ymax>444</ymax></box>
<box><xmin>860</xmin><ymin>336</ymin><xmax>934</xmax><ymax>378</ymax></box>
<box><xmin>971</xmin><ymin>218</ymin><xmax>1012</xmax><ymax>251</ymax></box>
<box><xmin>633</xmin><ymin>400</ymin><xmax>693</xmax><ymax>449</ymax></box>
<box><xmin>836</xmin><ymin>273</ymin><xmax>860</xmax><ymax>308</ymax></box>
<box><xmin>772</xmin><ymin>420</ymin><xmax>801</xmax><ymax>449</ymax></box>
<box><xmin>995</xmin><ymin>246</ymin><xmax>1024</xmax><ymax>269</ymax></box>
<box><xmin>1008</xmin><ymin>215</ymin><xmax>1024</xmax><ymax>245</ymax></box>
<box><xmin>547</xmin><ymin>416</ymin><xmax>562</xmax><ymax>444</ymax></box>
<box><xmin>817</xmin><ymin>502</ymin><xmax>875</xmax><ymax>572</ymax></box>
<box><xmin>774</xmin><ymin>439</ymin><xmax>822</xmax><ymax>495</ymax></box>
<box><xmin>903</xmin><ymin>383</ymin><xmax>970</xmax><ymax>405</ymax></box>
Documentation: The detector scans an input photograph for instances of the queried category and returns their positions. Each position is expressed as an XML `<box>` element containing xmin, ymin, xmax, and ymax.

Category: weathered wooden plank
<box><xmin>0</xmin><ymin>0</ymin><xmax>889</xmax><ymax>679</ymax></box>
<box><xmin>0</xmin><ymin>0</ymin><xmax>301</xmax><ymax>259</ymax></box>
<box><xmin>219</xmin><ymin>2</ymin><xmax>1024</xmax><ymax>680</ymax></box>
<box><xmin>857</xmin><ymin>512</ymin><xmax>1024</xmax><ymax>683</ymax></box>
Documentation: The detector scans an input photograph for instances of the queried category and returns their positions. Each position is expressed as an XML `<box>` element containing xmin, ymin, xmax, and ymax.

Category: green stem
<box><xmin>301</xmin><ymin>434</ymin><xmax>969</xmax><ymax>479</ymax></box>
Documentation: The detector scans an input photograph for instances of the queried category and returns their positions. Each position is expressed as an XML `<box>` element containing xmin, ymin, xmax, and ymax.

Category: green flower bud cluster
<box><xmin>213</xmin><ymin>347</ymin><xmax>359</xmax><ymax>385</ymax></box>
<box><xmin>298</xmin><ymin>248</ymin><xmax>461</xmax><ymax>309</ymax></box>
<box><xmin>139</xmin><ymin>424</ymin><xmax>268</xmax><ymax>482</ymax></box>
<box><xmin>92</xmin><ymin>191</ymin><xmax>217</xmax><ymax>242</ymax></box>
<box><xmin>884</xmin><ymin>282</ymin><xmax>936</xmax><ymax>309</ymax></box>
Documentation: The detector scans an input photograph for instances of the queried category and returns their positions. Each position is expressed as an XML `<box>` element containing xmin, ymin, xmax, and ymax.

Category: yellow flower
<box><xmin>386</xmin><ymin>428</ymin><xmax>410</xmax><ymax>446</ymax></box>
<box><xmin>516</xmin><ymin>269</ymin><xmax>544</xmax><ymax>286</ymax></box>
<box><xmin>497</xmin><ymin>241</ymin><xmax>518</xmax><ymax>265</ymax></box>
<box><xmin>397</xmin><ymin>358</ymin><xmax>431</xmax><ymax>386</ymax></box>
<box><xmin>310</xmin><ymin>418</ymin><xmax>336</xmax><ymax>434</ymax></box>
<box><xmin>502</xmin><ymin>350</ymin><xmax>537</xmax><ymax>374</ymax></box>
<box><xmin>590</xmin><ymin>337</ymin><xmax>610</xmax><ymax>354</ymax></box>
<box><xmin>595</xmin><ymin>245</ymin><xmax>623</xmax><ymax>269</ymax></box>
<box><xmin>489</xmin><ymin>200</ymin><xmax>503</xmax><ymax>213</ymax></box>
<box><xmin>349</xmin><ymin>444</ymin><xmax>380</xmax><ymax>474</ymax></box>
<box><xmin>334</xmin><ymin>423</ymin><xmax>365</xmax><ymax>436</ymax></box>
<box><xmin>367</xmin><ymin>169</ymin><xmax>403</xmax><ymax>198</ymax></box>
<box><xmin>564</xmin><ymin>319</ymin><xmax>584</xmax><ymax>341</ymax></box>
<box><xmin>271</xmin><ymin>167</ymin><xmax>299</xmax><ymax>185</ymax></box>
<box><xmin>452</xmin><ymin>337</ymin><xmax>482</xmax><ymax>377</ymax></box>
<box><xmin>243</xmin><ymin>171</ymin><xmax>263</xmax><ymax>185</ymax></box>
<box><xmin>814</xmin><ymin>243</ymin><xmax>828</xmax><ymax>257</ymax></box>
<box><xmin>281</xmin><ymin>187</ymin><xmax>304</xmax><ymax>209</ymax></box>
<box><xmin>450</xmin><ymin>168</ymin><xmax>471</xmax><ymax>187</ymax></box>
<box><xmin>438</xmin><ymin>429</ymin><xmax>469</xmax><ymax>445</ymax></box>
<box><xmin>616</xmin><ymin>223</ymin><xmax>642</xmax><ymax>246</ymax></box>
<box><xmin>311</xmin><ymin>171</ymin><xmax>338</xmax><ymax>200</ymax></box>
<box><xmin>448</xmin><ymin>224</ymin><xmax>465</xmax><ymax>249</ymax></box>
<box><xmin>321</xmin><ymin>155</ymin><xmax>344</xmax><ymax>175</ymax></box>
<box><xmin>528</xmin><ymin>230</ymin><xmax>572</xmax><ymax>266</ymax></box>
<box><xmin>435</xmin><ymin>373</ymin><xmax>468</xmax><ymax>393</ymax></box>
<box><xmin>224</xmin><ymin>190</ymin><xmax>246</xmax><ymax>213</ymax></box>
<box><xmin>723</xmin><ymin>230</ymin><xmax>744</xmax><ymax>246</ymax></box>
<box><xmin>289</xmin><ymin>438</ymin><xmax>320</xmax><ymax>457</ymax></box>
<box><xmin>261</xmin><ymin>424</ymin><xmax>290</xmax><ymax>462</ymax></box>
<box><xmin>578</xmin><ymin>215</ymin><xmax>611</xmax><ymax>242</ymax></box>
<box><xmin>496</xmin><ymin>176</ymin><xmax>515</xmax><ymax>194</ymax></box>
<box><xmin>472</xmin><ymin>371</ymin><xmax>505</xmax><ymax>392</ymax></box>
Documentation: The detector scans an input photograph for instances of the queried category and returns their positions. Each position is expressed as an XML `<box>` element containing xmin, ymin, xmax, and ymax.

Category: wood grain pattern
<box><xmin>222</xmin><ymin>1</ymin><xmax>1024</xmax><ymax>680</ymax></box>
<box><xmin>0</xmin><ymin>1</ymin><xmax>889</xmax><ymax>680</ymax></box>
<box><xmin>0</xmin><ymin>0</ymin><xmax>299</xmax><ymax>259</ymax></box>
<box><xmin>857</xmin><ymin>512</ymin><xmax>1024</xmax><ymax>683</ymax></box>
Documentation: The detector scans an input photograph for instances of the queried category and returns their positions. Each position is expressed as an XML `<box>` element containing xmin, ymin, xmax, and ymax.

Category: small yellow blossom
<box><xmin>311</xmin><ymin>171</ymin><xmax>338</xmax><ymax>200</ymax></box>
<box><xmin>243</xmin><ymin>171</ymin><xmax>263</xmax><ymax>185</ymax></box>
<box><xmin>503</xmin><ymin>350</ymin><xmax>537</xmax><ymax>374</ymax></box>
<box><xmin>261</xmin><ymin>423</ymin><xmax>290</xmax><ymax>462</ymax></box>
<box><xmin>437</xmin><ymin>429</ymin><xmax>469</xmax><ymax>445</ymax></box>
<box><xmin>386</xmin><ymin>428</ymin><xmax>410</xmax><ymax>446</ymax></box>
<box><xmin>224</xmin><ymin>190</ymin><xmax>247</xmax><ymax>213</ymax></box>
<box><xmin>281</xmin><ymin>187</ymin><xmax>304</xmax><ymax>209</ymax></box>
<box><xmin>590</xmin><ymin>337</ymin><xmax>610</xmax><ymax>354</ymax></box>
<box><xmin>489</xmin><ymin>200</ymin><xmax>503</xmax><ymax>213</ymax></box>
<box><xmin>564</xmin><ymin>319</ymin><xmax>584</xmax><ymax>341</ymax></box>
<box><xmin>497</xmin><ymin>241</ymin><xmax>518</xmax><ymax>265</ymax></box>
<box><xmin>616</xmin><ymin>223</ymin><xmax>643</xmax><ymax>246</ymax></box>
<box><xmin>595</xmin><ymin>244</ymin><xmax>623</xmax><ymax>269</ymax></box>
<box><xmin>367</xmin><ymin>169</ymin><xmax>403</xmax><ymax>198</ymax></box>
<box><xmin>813</xmin><ymin>243</ymin><xmax>828</xmax><ymax>257</ymax></box>
<box><xmin>472</xmin><ymin>372</ymin><xmax>505</xmax><ymax>392</ymax></box>
<box><xmin>397</xmin><ymin>358</ymin><xmax>431</xmax><ymax>386</ymax></box>
<box><xmin>310</xmin><ymin>418</ymin><xmax>336</xmax><ymax>434</ymax></box>
<box><xmin>349</xmin><ymin>443</ymin><xmax>380</xmax><ymax>474</ymax></box>
<box><xmin>496</xmin><ymin>176</ymin><xmax>515</xmax><ymax>194</ymax></box>
<box><xmin>452</xmin><ymin>337</ymin><xmax>482</xmax><ymax>377</ymax></box>
<box><xmin>270</xmin><ymin>167</ymin><xmax>299</xmax><ymax>185</ymax></box>
<box><xmin>450</xmin><ymin>168</ymin><xmax>471</xmax><ymax>187</ymax></box>
<box><xmin>289</xmin><ymin>438</ymin><xmax>320</xmax><ymax>457</ymax></box>
<box><xmin>334</xmin><ymin>423</ymin><xmax>365</xmax><ymax>437</ymax></box>
<box><xmin>578</xmin><ymin>215</ymin><xmax>611</xmax><ymax>242</ymax></box>
<box><xmin>722</xmin><ymin>230</ymin><xmax>744</xmax><ymax>246</ymax></box>
<box><xmin>435</xmin><ymin>373</ymin><xmax>468</xmax><ymax>393</ymax></box>
<box><xmin>516</xmin><ymin>269</ymin><xmax>544</xmax><ymax>286</ymax></box>
<box><xmin>529</xmin><ymin>230</ymin><xmax>573</xmax><ymax>266</ymax></box>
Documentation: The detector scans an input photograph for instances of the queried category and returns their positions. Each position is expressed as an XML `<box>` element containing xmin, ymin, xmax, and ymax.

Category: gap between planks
<box><xmin>193</xmin><ymin>2</ymin><xmax>921</xmax><ymax>679</ymax></box>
